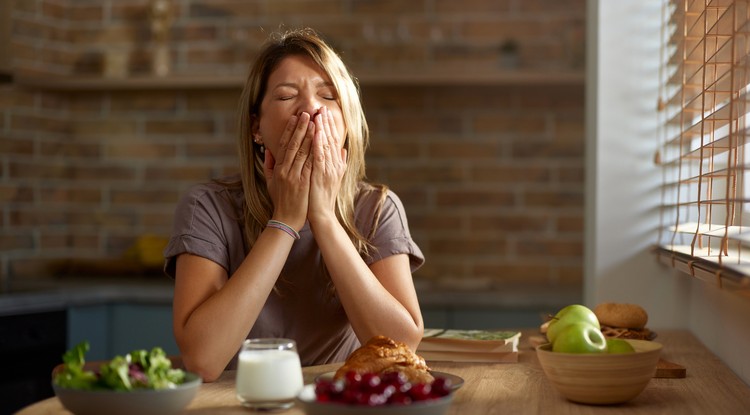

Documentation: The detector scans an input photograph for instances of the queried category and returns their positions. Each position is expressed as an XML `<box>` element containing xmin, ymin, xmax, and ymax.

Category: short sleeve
<box><xmin>163</xmin><ymin>183</ymin><xmax>237</xmax><ymax>278</ymax></box>
<box><xmin>359</xmin><ymin>189</ymin><xmax>425</xmax><ymax>272</ymax></box>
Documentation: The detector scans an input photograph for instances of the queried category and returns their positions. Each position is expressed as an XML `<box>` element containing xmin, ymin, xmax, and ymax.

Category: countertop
<box><xmin>17</xmin><ymin>329</ymin><xmax>750</xmax><ymax>414</ymax></box>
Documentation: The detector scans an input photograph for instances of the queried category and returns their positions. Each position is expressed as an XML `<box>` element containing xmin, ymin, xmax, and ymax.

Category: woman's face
<box><xmin>255</xmin><ymin>54</ymin><xmax>346</xmax><ymax>158</ymax></box>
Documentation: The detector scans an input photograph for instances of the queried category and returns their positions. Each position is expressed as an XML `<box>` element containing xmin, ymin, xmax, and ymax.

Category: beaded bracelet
<box><xmin>266</xmin><ymin>220</ymin><xmax>300</xmax><ymax>240</ymax></box>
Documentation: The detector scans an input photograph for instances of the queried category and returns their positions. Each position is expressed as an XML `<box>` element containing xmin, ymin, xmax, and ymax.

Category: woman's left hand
<box><xmin>308</xmin><ymin>106</ymin><xmax>347</xmax><ymax>225</ymax></box>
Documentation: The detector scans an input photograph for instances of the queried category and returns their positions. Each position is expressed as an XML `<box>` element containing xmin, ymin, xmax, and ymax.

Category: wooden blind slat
<box><xmin>658</xmin><ymin>0</ymin><xmax>750</xmax><ymax>287</ymax></box>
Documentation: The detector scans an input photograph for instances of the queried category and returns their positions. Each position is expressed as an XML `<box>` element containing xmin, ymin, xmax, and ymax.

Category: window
<box><xmin>657</xmin><ymin>0</ymin><xmax>750</xmax><ymax>295</ymax></box>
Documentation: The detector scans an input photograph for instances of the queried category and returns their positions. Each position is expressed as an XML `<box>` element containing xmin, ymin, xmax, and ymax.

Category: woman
<box><xmin>164</xmin><ymin>28</ymin><xmax>425</xmax><ymax>382</ymax></box>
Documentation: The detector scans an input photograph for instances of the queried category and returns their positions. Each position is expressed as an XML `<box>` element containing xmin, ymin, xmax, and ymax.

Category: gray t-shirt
<box><xmin>164</xmin><ymin>176</ymin><xmax>425</xmax><ymax>368</ymax></box>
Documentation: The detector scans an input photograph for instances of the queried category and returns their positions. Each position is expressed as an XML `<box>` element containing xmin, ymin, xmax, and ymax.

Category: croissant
<box><xmin>334</xmin><ymin>335</ymin><xmax>434</xmax><ymax>384</ymax></box>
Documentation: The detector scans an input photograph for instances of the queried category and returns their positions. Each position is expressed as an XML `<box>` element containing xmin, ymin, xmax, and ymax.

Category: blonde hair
<box><xmin>230</xmin><ymin>28</ymin><xmax>386</xmax><ymax>278</ymax></box>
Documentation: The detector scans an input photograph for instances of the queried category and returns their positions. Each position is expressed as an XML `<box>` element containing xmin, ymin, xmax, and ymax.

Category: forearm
<box><xmin>311</xmin><ymin>217</ymin><xmax>424</xmax><ymax>350</ymax></box>
<box><xmin>174</xmin><ymin>229</ymin><xmax>294</xmax><ymax>381</ymax></box>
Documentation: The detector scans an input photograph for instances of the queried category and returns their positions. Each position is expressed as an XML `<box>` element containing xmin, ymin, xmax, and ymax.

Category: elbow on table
<box><xmin>182</xmin><ymin>355</ymin><xmax>224</xmax><ymax>383</ymax></box>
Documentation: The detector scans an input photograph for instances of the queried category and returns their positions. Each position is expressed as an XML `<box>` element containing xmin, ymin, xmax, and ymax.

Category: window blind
<box><xmin>657</xmin><ymin>0</ymin><xmax>750</xmax><ymax>296</ymax></box>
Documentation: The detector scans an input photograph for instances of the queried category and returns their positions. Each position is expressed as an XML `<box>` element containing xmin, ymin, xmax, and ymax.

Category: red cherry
<box><xmin>388</xmin><ymin>393</ymin><xmax>413</xmax><ymax>405</ymax></box>
<box><xmin>431</xmin><ymin>377</ymin><xmax>452</xmax><ymax>397</ymax></box>
<box><xmin>409</xmin><ymin>383</ymin><xmax>432</xmax><ymax>401</ymax></box>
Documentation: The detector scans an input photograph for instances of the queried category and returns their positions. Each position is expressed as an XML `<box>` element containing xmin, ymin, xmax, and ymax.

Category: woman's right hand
<box><xmin>263</xmin><ymin>112</ymin><xmax>315</xmax><ymax>231</ymax></box>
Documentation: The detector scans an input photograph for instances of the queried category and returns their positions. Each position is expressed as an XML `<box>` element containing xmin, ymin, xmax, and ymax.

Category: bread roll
<box><xmin>334</xmin><ymin>335</ymin><xmax>434</xmax><ymax>384</ymax></box>
<box><xmin>594</xmin><ymin>303</ymin><xmax>648</xmax><ymax>329</ymax></box>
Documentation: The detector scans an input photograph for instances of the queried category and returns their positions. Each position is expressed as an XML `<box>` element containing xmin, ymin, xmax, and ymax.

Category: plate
<box><xmin>296</xmin><ymin>383</ymin><xmax>454</xmax><ymax>415</ymax></box>
<box><xmin>315</xmin><ymin>371</ymin><xmax>464</xmax><ymax>390</ymax></box>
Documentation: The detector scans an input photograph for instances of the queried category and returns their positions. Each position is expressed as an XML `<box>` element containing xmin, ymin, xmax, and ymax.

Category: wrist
<box><xmin>308</xmin><ymin>213</ymin><xmax>339</xmax><ymax>232</ymax></box>
<box><xmin>266</xmin><ymin>219</ymin><xmax>301</xmax><ymax>240</ymax></box>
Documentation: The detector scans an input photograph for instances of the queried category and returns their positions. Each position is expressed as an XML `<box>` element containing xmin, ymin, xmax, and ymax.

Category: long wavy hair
<box><xmin>226</xmin><ymin>28</ymin><xmax>386</xmax><ymax>286</ymax></box>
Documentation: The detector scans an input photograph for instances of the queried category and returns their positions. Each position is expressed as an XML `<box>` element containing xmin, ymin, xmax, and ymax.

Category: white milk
<box><xmin>236</xmin><ymin>349</ymin><xmax>303</xmax><ymax>404</ymax></box>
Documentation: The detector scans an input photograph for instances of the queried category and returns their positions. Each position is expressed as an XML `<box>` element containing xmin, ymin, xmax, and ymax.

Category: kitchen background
<box><xmin>0</xmin><ymin>0</ymin><xmax>584</xmax><ymax>411</ymax></box>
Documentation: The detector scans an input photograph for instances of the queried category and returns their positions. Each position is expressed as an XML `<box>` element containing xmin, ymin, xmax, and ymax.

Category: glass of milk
<box><xmin>235</xmin><ymin>338</ymin><xmax>304</xmax><ymax>410</ymax></box>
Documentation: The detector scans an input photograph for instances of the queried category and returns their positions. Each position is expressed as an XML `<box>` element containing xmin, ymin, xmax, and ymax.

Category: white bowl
<box><xmin>536</xmin><ymin>339</ymin><xmax>662</xmax><ymax>405</ymax></box>
<box><xmin>296</xmin><ymin>384</ymin><xmax>454</xmax><ymax>415</ymax></box>
<box><xmin>52</xmin><ymin>371</ymin><xmax>201</xmax><ymax>415</ymax></box>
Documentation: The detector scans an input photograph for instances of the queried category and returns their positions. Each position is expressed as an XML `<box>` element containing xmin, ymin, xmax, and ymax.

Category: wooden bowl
<box><xmin>536</xmin><ymin>339</ymin><xmax>662</xmax><ymax>405</ymax></box>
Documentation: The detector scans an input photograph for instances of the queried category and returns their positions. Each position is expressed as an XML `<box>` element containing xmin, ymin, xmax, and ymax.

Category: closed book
<box><xmin>419</xmin><ymin>350</ymin><xmax>519</xmax><ymax>363</ymax></box>
<box><xmin>417</xmin><ymin>329</ymin><xmax>521</xmax><ymax>353</ymax></box>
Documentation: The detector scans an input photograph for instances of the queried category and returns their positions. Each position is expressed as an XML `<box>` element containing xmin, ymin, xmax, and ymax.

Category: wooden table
<box><xmin>17</xmin><ymin>330</ymin><xmax>750</xmax><ymax>414</ymax></box>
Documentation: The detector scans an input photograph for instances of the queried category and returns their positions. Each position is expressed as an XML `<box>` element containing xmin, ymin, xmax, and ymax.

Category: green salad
<box><xmin>54</xmin><ymin>341</ymin><xmax>187</xmax><ymax>391</ymax></box>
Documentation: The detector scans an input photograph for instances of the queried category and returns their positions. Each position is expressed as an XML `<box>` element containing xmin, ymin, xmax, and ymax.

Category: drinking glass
<box><xmin>235</xmin><ymin>338</ymin><xmax>304</xmax><ymax>411</ymax></box>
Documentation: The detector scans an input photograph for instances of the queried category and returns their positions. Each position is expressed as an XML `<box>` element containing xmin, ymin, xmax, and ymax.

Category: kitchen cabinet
<box><xmin>68</xmin><ymin>303</ymin><xmax>178</xmax><ymax>361</ymax></box>
<box><xmin>0</xmin><ymin>310</ymin><xmax>66</xmax><ymax>415</ymax></box>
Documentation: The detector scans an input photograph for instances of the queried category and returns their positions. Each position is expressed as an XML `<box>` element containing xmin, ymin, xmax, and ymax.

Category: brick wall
<box><xmin>1</xmin><ymin>0</ymin><xmax>585</xmax><ymax>295</ymax></box>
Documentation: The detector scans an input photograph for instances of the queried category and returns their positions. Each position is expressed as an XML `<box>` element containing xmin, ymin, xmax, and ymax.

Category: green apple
<box><xmin>546</xmin><ymin>304</ymin><xmax>600</xmax><ymax>343</ymax></box>
<box><xmin>606</xmin><ymin>338</ymin><xmax>636</xmax><ymax>354</ymax></box>
<box><xmin>552</xmin><ymin>322</ymin><xmax>607</xmax><ymax>354</ymax></box>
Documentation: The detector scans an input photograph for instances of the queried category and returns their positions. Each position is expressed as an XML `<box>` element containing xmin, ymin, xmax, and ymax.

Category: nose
<box><xmin>295</xmin><ymin>90</ymin><xmax>323</xmax><ymax>117</ymax></box>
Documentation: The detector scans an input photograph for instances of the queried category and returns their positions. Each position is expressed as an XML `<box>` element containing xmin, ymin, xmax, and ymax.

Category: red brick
<box><xmin>188</xmin><ymin>1</ymin><xmax>263</xmax><ymax>18</ymax></box>
<box><xmin>517</xmin><ymin>85</ymin><xmax>584</xmax><ymax>109</ymax></box>
<box><xmin>470</xmin><ymin>214</ymin><xmax>550</xmax><ymax>233</ymax></box>
<box><xmin>0</xmin><ymin>137</ymin><xmax>34</xmax><ymax>156</ymax></box>
<box><xmin>408</xmin><ymin>213</ymin><xmax>463</xmax><ymax>233</ymax></box>
<box><xmin>516</xmin><ymin>238</ymin><xmax>583</xmax><ymax>258</ymax></box>
<box><xmin>144</xmin><ymin>166</ymin><xmax>215</xmax><ymax>182</ymax></box>
<box><xmin>110</xmin><ymin>93</ymin><xmax>178</xmax><ymax>112</ymax></box>
<box><xmin>473</xmin><ymin>113</ymin><xmax>549</xmax><ymax>135</ymax></box>
<box><xmin>40</xmin><ymin>141</ymin><xmax>101</xmax><ymax>158</ymax></box>
<box><xmin>40</xmin><ymin>232</ymin><xmax>100</xmax><ymax>250</ymax></box>
<box><xmin>427</xmin><ymin>140</ymin><xmax>501</xmax><ymax>160</ymax></box>
<box><xmin>556</xmin><ymin>215</ymin><xmax>584</xmax><ymax>234</ymax></box>
<box><xmin>142</xmin><ymin>212</ymin><xmax>178</xmax><ymax>228</ymax></box>
<box><xmin>431</xmin><ymin>235</ymin><xmax>508</xmax><ymax>256</ymax></box>
<box><xmin>185</xmin><ymin>141</ymin><xmax>235</xmax><ymax>158</ymax></box>
<box><xmin>434</xmin><ymin>0</ymin><xmax>512</xmax><ymax>14</ymax></box>
<box><xmin>351</xmin><ymin>0</ymin><xmax>423</xmax><ymax>14</ymax></box>
<box><xmin>431</xmin><ymin>86</ymin><xmax>515</xmax><ymax>111</ymax></box>
<box><xmin>436</xmin><ymin>189</ymin><xmax>515</xmax><ymax>208</ymax></box>
<box><xmin>0</xmin><ymin>185</ymin><xmax>34</xmax><ymax>203</ymax></box>
<box><xmin>471</xmin><ymin>165</ymin><xmax>550</xmax><ymax>184</ymax></box>
<box><xmin>185</xmin><ymin>91</ymin><xmax>239</xmax><ymax>111</ymax></box>
<box><xmin>388</xmin><ymin>165</ymin><xmax>467</xmax><ymax>185</ymax></box>
<box><xmin>39</xmin><ymin>187</ymin><xmax>102</xmax><ymax>204</ymax></box>
<box><xmin>177</xmin><ymin>23</ymin><xmax>219</xmax><ymax>42</ymax></box>
<box><xmin>524</xmin><ymin>190</ymin><xmax>583</xmax><ymax>208</ymax></box>
<box><xmin>9</xmin><ymin>161</ymin><xmax>71</xmax><ymax>180</ymax></box>
<box><xmin>68</xmin><ymin>4</ymin><xmax>104</xmax><ymax>22</ymax></box>
<box><xmin>107</xmin><ymin>142</ymin><xmax>177</xmax><ymax>159</ymax></box>
<box><xmin>72</xmin><ymin>119</ymin><xmax>138</xmax><ymax>136</ymax></box>
<box><xmin>512</xmin><ymin>137</ymin><xmax>584</xmax><ymax>159</ymax></box>
<box><xmin>11</xmin><ymin>114</ymin><xmax>68</xmax><ymax>134</ymax></box>
<box><xmin>360</xmin><ymin>86</ymin><xmax>427</xmax><ymax>111</ymax></box>
<box><xmin>558</xmin><ymin>165</ymin><xmax>584</xmax><ymax>184</ymax></box>
<box><xmin>69</xmin><ymin>165</ymin><xmax>137</xmax><ymax>181</ymax></box>
<box><xmin>145</xmin><ymin>119</ymin><xmax>215</xmax><ymax>135</ymax></box>
<box><xmin>111</xmin><ymin>189</ymin><xmax>180</xmax><ymax>205</ymax></box>
<box><xmin>185</xmin><ymin>46</ymin><xmax>235</xmax><ymax>66</ymax></box>
<box><xmin>9</xmin><ymin>209</ymin><xmax>67</xmax><ymax>227</ymax></box>
<box><xmin>366</xmin><ymin>139</ymin><xmax>422</xmax><ymax>160</ymax></box>
<box><xmin>518</xmin><ymin>0</ymin><xmax>586</xmax><ymax>12</ymax></box>
<box><xmin>473</xmin><ymin>261</ymin><xmax>552</xmax><ymax>282</ymax></box>
<box><xmin>557</xmin><ymin>263</ymin><xmax>584</xmax><ymax>285</ymax></box>
<box><xmin>387</xmin><ymin>113</ymin><xmax>462</xmax><ymax>135</ymax></box>
<box><xmin>266</xmin><ymin>0</ymin><xmax>343</xmax><ymax>15</ymax></box>
<box><xmin>0</xmin><ymin>233</ymin><xmax>34</xmax><ymax>250</ymax></box>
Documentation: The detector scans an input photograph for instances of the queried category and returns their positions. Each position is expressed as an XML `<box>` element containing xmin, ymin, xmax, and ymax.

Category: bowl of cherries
<box><xmin>296</xmin><ymin>370</ymin><xmax>460</xmax><ymax>415</ymax></box>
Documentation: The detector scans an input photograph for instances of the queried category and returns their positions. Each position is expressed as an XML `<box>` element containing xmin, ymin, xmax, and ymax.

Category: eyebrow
<box><xmin>272</xmin><ymin>80</ymin><xmax>334</xmax><ymax>89</ymax></box>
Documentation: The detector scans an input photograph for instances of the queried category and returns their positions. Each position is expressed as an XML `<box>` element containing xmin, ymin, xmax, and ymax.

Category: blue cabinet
<box><xmin>68</xmin><ymin>303</ymin><xmax>179</xmax><ymax>361</ymax></box>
